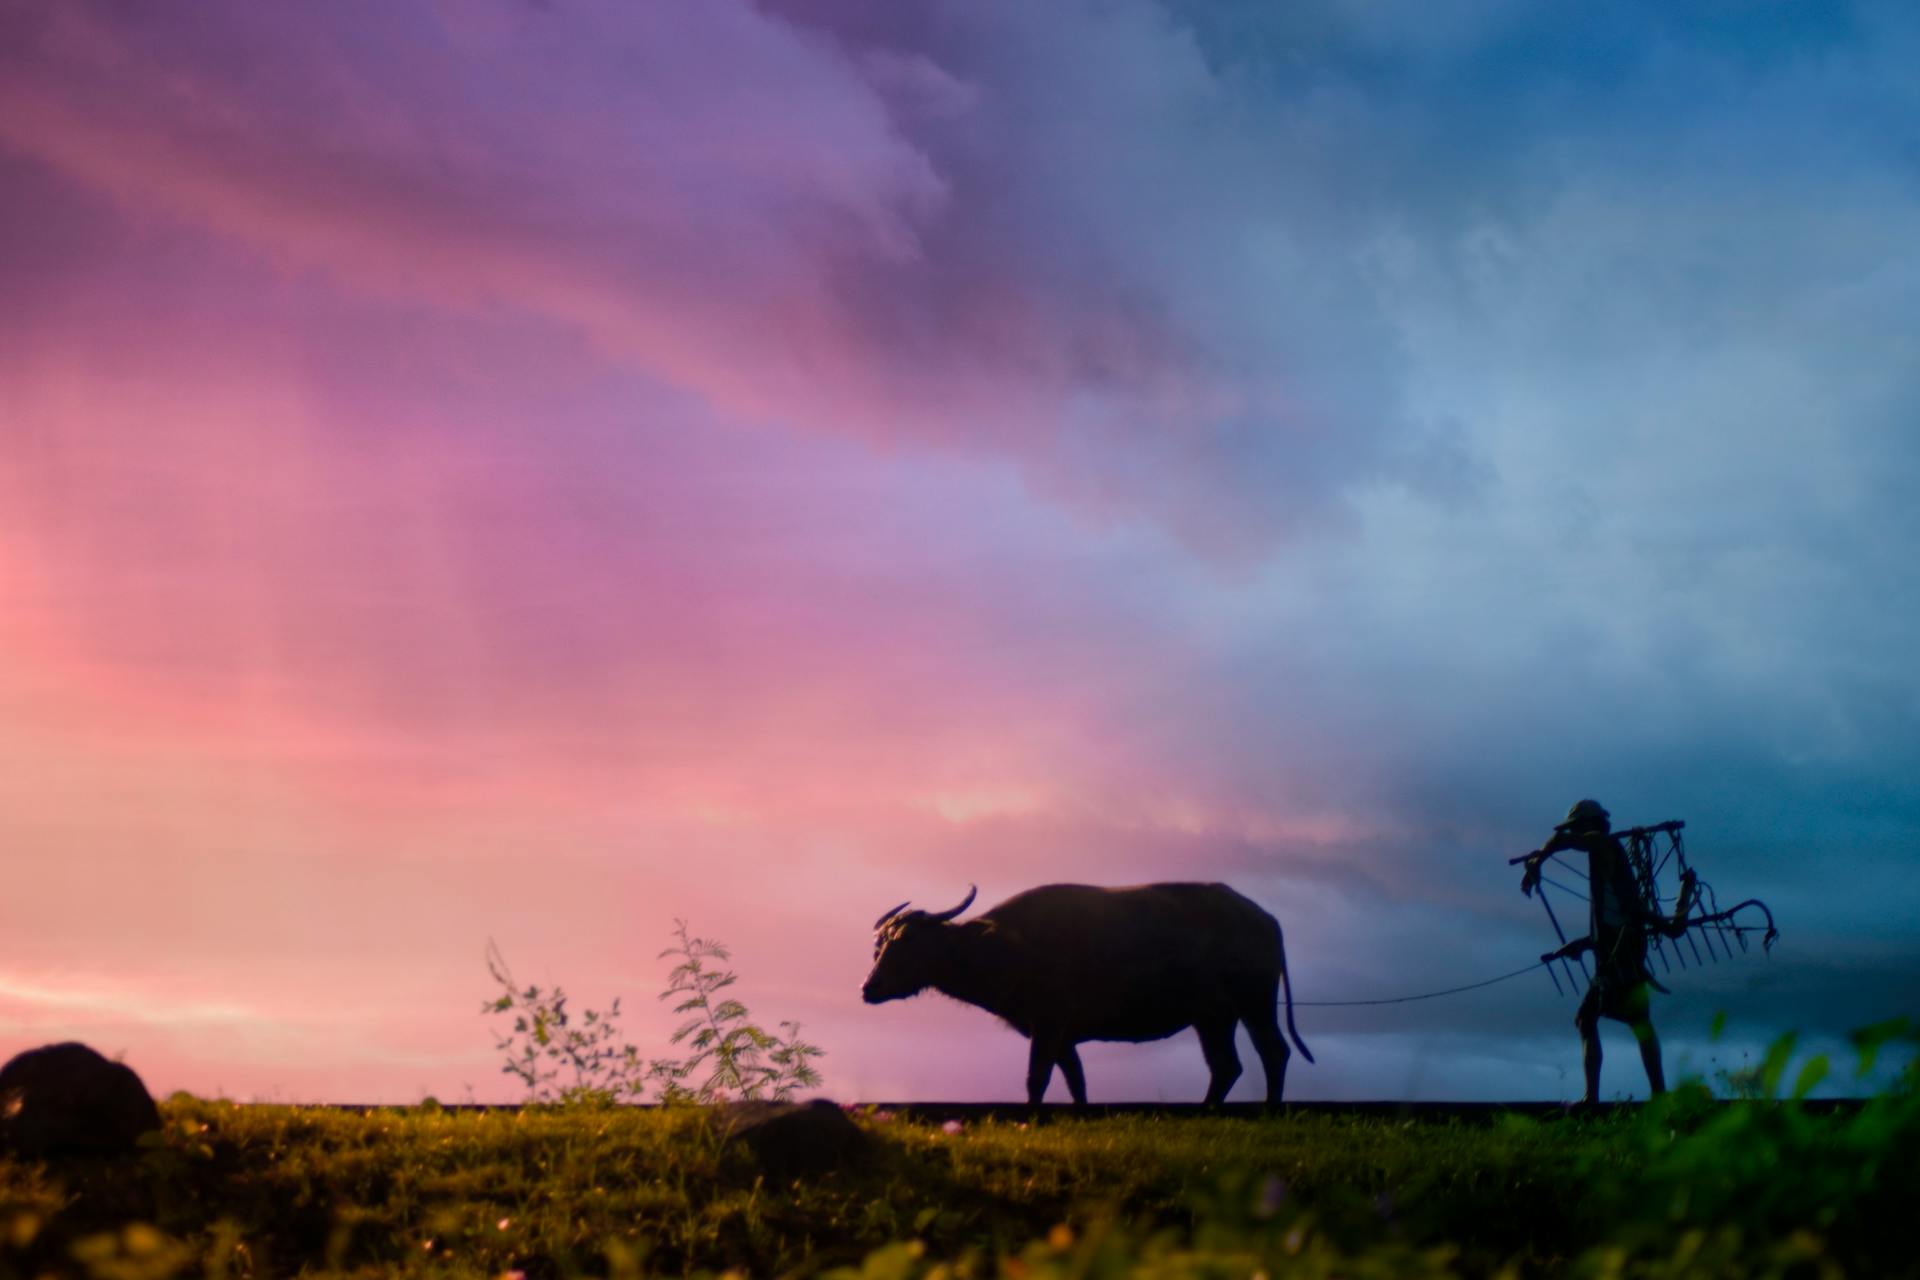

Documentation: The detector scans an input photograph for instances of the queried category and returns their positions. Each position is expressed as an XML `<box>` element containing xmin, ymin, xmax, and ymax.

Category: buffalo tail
<box><xmin>1279</xmin><ymin>936</ymin><xmax>1315</xmax><ymax>1064</ymax></box>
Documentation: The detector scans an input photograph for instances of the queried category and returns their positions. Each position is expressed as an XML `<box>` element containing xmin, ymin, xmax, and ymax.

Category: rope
<box><xmin>1296</xmin><ymin>921</ymin><xmax>1778</xmax><ymax>1010</ymax></box>
<box><xmin>1294</xmin><ymin>961</ymin><xmax>1547</xmax><ymax>1007</ymax></box>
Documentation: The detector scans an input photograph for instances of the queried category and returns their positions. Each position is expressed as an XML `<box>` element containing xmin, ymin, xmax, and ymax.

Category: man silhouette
<box><xmin>1519</xmin><ymin>799</ymin><xmax>1694</xmax><ymax>1105</ymax></box>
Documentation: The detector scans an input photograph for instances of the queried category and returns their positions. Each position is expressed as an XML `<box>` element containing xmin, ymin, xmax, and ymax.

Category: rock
<box><xmin>718</xmin><ymin>1099</ymin><xmax>870</xmax><ymax>1179</ymax></box>
<box><xmin>0</xmin><ymin>1042</ymin><xmax>162</xmax><ymax>1158</ymax></box>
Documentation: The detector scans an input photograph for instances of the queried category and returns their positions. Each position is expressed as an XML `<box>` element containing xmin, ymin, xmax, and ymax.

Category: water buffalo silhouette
<box><xmin>863</xmin><ymin>882</ymin><xmax>1312</xmax><ymax>1105</ymax></box>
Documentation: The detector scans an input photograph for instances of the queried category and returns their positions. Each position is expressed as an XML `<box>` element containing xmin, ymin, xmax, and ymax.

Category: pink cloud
<box><xmin>0</xmin><ymin>160</ymin><xmax>1245</xmax><ymax>805</ymax></box>
<box><xmin>0</xmin><ymin>163</ymin><xmax>1417</xmax><ymax>1092</ymax></box>
<box><xmin>0</xmin><ymin>273</ymin><xmax>1378</xmax><ymax>1100</ymax></box>
<box><xmin>0</xmin><ymin>0</ymin><xmax>1312</xmax><ymax>557</ymax></box>
<box><xmin>0</xmin><ymin>1</ymin><xmax>1610</xmax><ymax>1103</ymax></box>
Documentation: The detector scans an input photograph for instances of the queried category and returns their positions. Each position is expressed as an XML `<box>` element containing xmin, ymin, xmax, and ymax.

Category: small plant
<box><xmin>1710</xmin><ymin>1051</ymin><xmax>1768</xmax><ymax>1100</ymax></box>
<box><xmin>482</xmin><ymin>940</ymin><xmax>650</xmax><ymax>1105</ymax></box>
<box><xmin>483</xmin><ymin>922</ymin><xmax>824</xmax><ymax>1106</ymax></box>
<box><xmin>651</xmin><ymin>920</ymin><xmax>825</xmax><ymax>1103</ymax></box>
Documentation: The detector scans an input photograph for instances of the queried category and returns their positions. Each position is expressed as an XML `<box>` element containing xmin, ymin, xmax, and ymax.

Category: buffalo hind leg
<box><xmin>1059</xmin><ymin>1044</ymin><xmax>1089</xmax><ymax>1106</ymax></box>
<box><xmin>1197</xmin><ymin>1019</ymin><xmax>1242</xmax><ymax>1106</ymax></box>
<box><xmin>1239</xmin><ymin>978</ymin><xmax>1292</xmax><ymax>1106</ymax></box>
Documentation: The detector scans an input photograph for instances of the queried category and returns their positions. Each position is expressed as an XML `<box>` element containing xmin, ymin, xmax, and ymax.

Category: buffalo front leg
<box><xmin>1026</xmin><ymin>1034</ymin><xmax>1061</xmax><ymax>1107</ymax></box>
<box><xmin>1059</xmin><ymin>1044</ymin><xmax>1089</xmax><ymax>1106</ymax></box>
<box><xmin>1197</xmin><ymin>1020</ymin><xmax>1242</xmax><ymax>1106</ymax></box>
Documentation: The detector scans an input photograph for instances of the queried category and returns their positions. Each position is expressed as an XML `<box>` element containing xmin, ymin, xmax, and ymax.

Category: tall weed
<box><xmin>482</xmin><ymin>919</ymin><xmax>823</xmax><ymax>1106</ymax></box>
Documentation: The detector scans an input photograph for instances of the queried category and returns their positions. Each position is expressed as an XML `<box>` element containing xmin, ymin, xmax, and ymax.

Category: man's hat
<box><xmin>1557</xmin><ymin>798</ymin><xmax>1610</xmax><ymax>831</ymax></box>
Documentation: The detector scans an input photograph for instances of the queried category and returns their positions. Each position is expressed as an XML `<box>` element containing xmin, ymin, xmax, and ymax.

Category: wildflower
<box><xmin>497</xmin><ymin>1217</ymin><xmax>512</xmax><ymax>1231</ymax></box>
<box><xmin>941</xmin><ymin>1119</ymin><xmax>963</xmax><ymax>1136</ymax></box>
<box><xmin>1255</xmin><ymin>1174</ymin><xmax>1287</xmax><ymax>1218</ymax></box>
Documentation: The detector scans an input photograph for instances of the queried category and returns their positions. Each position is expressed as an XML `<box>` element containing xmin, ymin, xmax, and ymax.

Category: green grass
<box><xmin>3</xmin><ymin>1083</ymin><xmax>1916</xmax><ymax>1278</ymax></box>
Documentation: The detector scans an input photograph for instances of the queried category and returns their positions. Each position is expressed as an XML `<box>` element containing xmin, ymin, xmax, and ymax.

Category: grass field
<box><xmin>3</xmin><ymin>1069</ymin><xmax>1915</xmax><ymax>1278</ymax></box>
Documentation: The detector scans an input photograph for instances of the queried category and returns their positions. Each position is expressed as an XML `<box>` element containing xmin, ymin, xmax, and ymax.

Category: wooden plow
<box><xmin>1510</xmin><ymin>819</ymin><xmax>1780</xmax><ymax>997</ymax></box>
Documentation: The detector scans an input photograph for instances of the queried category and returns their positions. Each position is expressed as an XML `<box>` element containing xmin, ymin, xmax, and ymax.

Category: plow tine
<box><xmin>1697</xmin><ymin>923</ymin><xmax>1720</xmax><ymax>963</ymax></box>
<box><xmin>1684</xmin><ymin>927</ymin><xmax>1705</xmax><ymax>966</ymax></box>
<box><xmin>1545</xmin><ymin>962</ymin><xmax>1564</xmax><ymax>998</ymax></box>
<box><xmin>1536</xmin><ymin>883</ymin><xmax>1586</xmax><ymax>993</ymax></box>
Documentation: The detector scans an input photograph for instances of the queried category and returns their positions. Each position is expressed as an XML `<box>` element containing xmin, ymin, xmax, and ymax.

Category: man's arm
<box><xmin>1512</xmin><ymin>825</ymin><xmax>1574</xmax><ymax>898</ymax></box>
<box><xmin>1518</xmin><ymin>853</ymin><xmax>1544</xmax><ymax>897</ymax></box>
<box><xmin>1518</xmin><ymin>829</ymin><xmax>1586</xmax><ymax>897</ymax></box>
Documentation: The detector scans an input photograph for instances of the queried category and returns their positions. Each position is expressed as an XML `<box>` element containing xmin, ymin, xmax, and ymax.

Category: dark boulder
<box><xmin>718</xmin><ymin>1099</ymin><xmax>869</xmax><ymax>1179</ymax></box>
<box><xmin>0</xmin><ymin>1042</ymin><xmax>162</xmax><ymax>1158</ymax></box>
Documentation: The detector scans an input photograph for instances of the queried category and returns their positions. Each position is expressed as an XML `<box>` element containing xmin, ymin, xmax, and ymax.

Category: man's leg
<box><xmin>1633</xmin><ymin>1022</ymin><xmax>1666</xmax><ymax>1095</ymax></box>
<box><xmin>1576</xmin><ymin>987</ymin><xmax>1603</xmax><ymax>1105</ymax></box>
<box><xmin>1626</xmin><ymin>985</ymin><xmax>1665</xmax><ymax>1096</ymax></box>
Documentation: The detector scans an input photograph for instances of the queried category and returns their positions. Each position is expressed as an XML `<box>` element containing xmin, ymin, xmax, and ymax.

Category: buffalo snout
<box><xmin>863</xmin><ymin>972</ymin><xmax>910</xmax><ymax>1003</ymax></box>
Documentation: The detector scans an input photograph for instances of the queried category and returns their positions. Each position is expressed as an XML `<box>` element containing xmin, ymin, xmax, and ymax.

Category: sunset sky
<box><xmin>3</xmin><ymin>0</ymin><xmax>1917</xmax><ymax>1104</ymax></box>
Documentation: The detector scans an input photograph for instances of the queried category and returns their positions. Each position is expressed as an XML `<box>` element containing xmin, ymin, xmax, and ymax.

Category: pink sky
<box><xmin>0</xmin><ymin>0</ymin><xmax>1357</xmax><ymax>1102</ymax></box>
<box><xmin>5</xmin><ymin>0</ymin><xmax>1916</xmax><ymax>1103</ymax></box>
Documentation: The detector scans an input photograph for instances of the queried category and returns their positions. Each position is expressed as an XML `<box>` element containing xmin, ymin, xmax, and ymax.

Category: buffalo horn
<box><xmin>873</xmin><ymin>900</ymin><xmax>912</xmax><ymax>929</ymax></box>
<box><xmin>927</xmin><ymin>885</ymin><xmax>977</xmax><ymax>922</ymax></box>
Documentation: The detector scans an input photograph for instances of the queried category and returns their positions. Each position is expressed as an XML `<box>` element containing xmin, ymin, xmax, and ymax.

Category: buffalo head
<box><xmin>861</xmin><ymin>885</ymin><xmax>976</xmax><ymax>1003</ymax></box>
